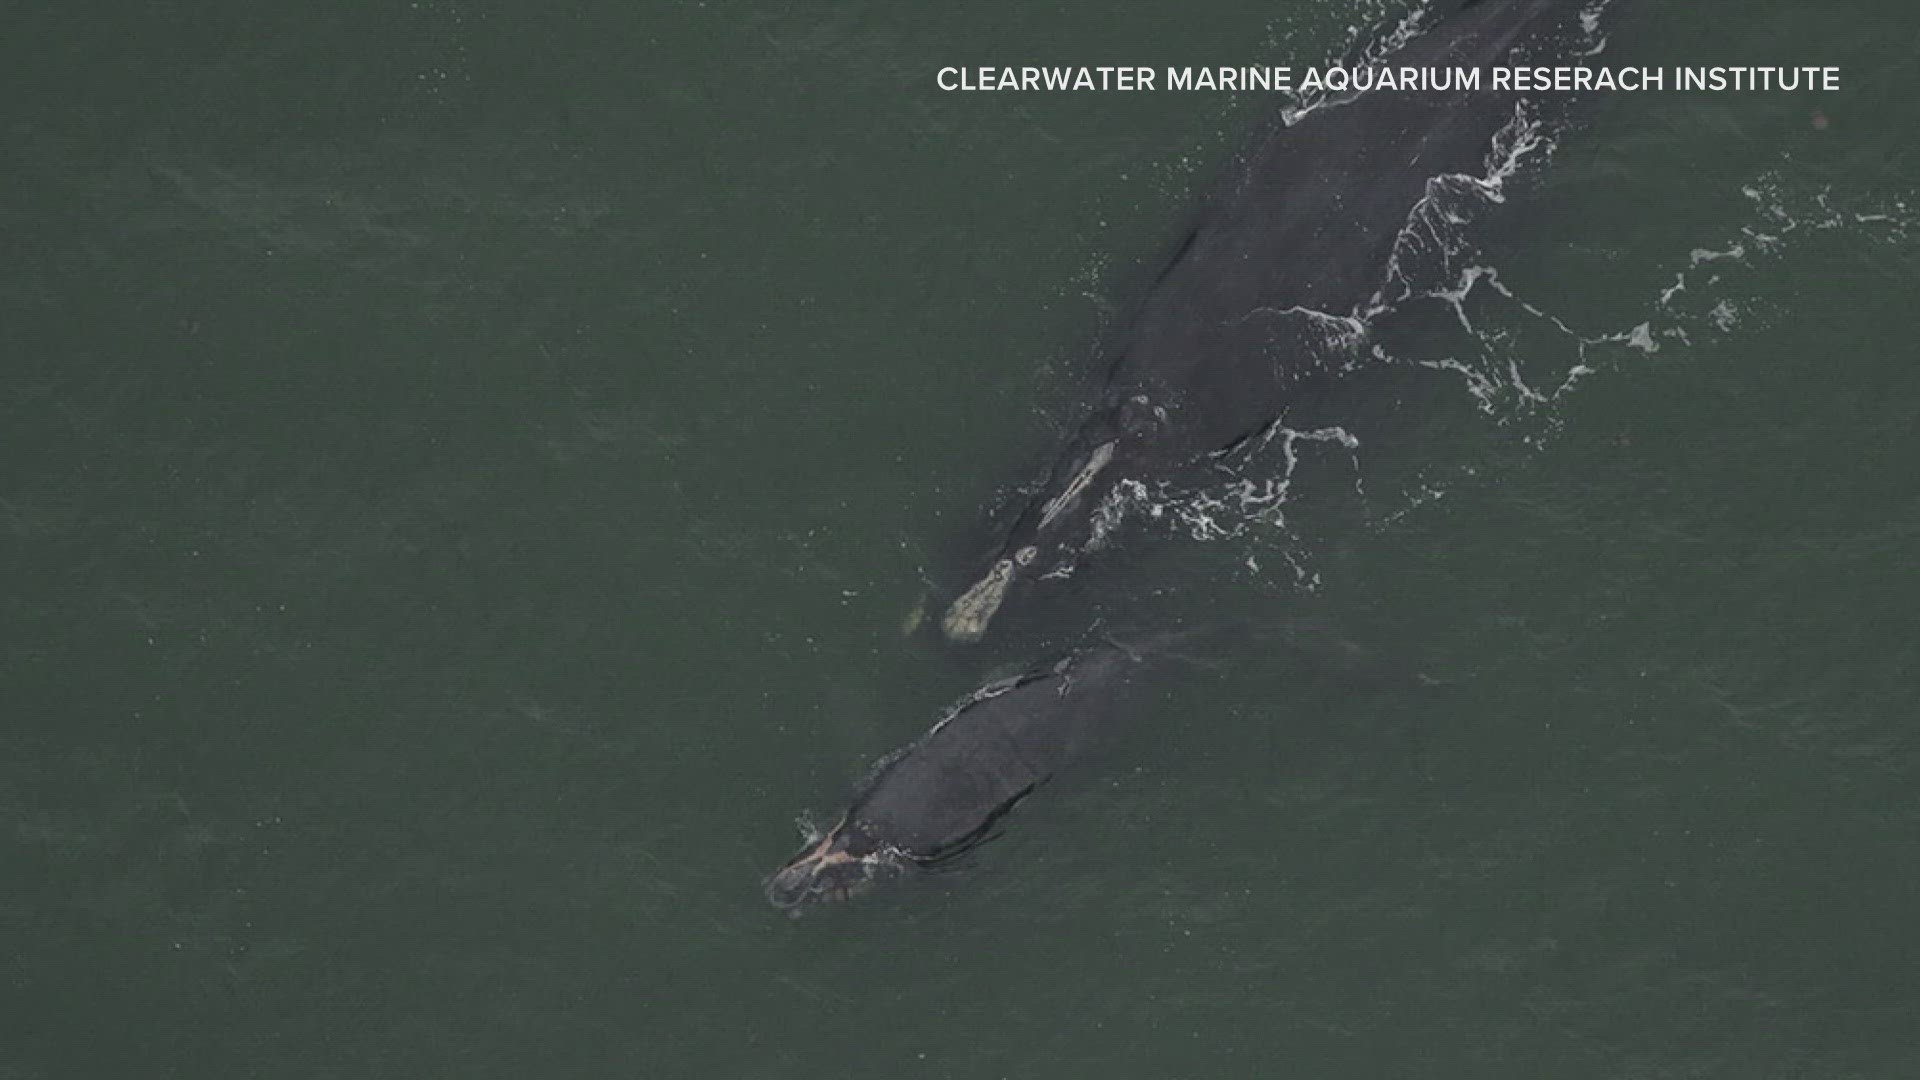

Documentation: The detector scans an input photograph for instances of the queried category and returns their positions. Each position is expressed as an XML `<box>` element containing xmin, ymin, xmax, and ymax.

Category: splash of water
<box><xmin>1099</xmin><ymin>162</ymin><xmax>1915</xmax><ymax>587</ymax></box>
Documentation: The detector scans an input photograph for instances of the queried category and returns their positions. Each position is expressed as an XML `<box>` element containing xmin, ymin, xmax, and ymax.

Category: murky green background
<box><xmin>5</xmin><ymin>1</ymin><xmax>1916</xmax><ymax>1076</ymax></box>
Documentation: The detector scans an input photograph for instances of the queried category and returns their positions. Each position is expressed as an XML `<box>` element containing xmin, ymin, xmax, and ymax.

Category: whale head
<box><xmin>940</xmin><ymin>557</ymin><xmax>1017</xmax><ymax>643</ymax></box>
<box><xmin>941</xmin><ymin>438</ymin><xmax>1123</xmax><ymax>643</ymax></box>
<box><xmin>763</xmin><ymin>817</ymin><xmax>898</xmax><ymax>914</ymax></box>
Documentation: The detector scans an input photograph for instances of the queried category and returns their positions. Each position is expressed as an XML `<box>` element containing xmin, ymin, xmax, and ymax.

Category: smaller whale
<box><xmin>765</xmin><ymin>632</ymin><xmax>1191</xmax><ymax>911</ymax></box>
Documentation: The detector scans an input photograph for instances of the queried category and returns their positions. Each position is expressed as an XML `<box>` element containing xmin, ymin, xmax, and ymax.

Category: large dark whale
<box><xmin>941</xmin><ymin>0</ymin><xmax>1619</xmax><ymax>642</ymax></box>
<box><xmin>766</xmin><ymin>635</ymin><xmax>1183</xmax><ymax>911</ymax></box>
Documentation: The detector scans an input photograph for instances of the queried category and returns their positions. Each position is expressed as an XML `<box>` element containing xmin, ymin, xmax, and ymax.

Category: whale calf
<box><xmin>766</xmin><ymin>635</ymin><xmax>1184</xmax><ymax>911</ymax></box>
<box><xmin>941</xmin><ymin>0</ymin><xmax>1620</xmax><ymax>643</ymax></box>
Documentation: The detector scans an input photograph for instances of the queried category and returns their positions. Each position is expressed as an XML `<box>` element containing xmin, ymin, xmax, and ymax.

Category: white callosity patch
<box><xmin>941</xmin><ymin>558</ymin><xmax>1015</xmax><ymax>643</ymax></box>
<box><xmin>1038</xmin><ymin>440</ymin><xmax>1118</xmax><ymax>529</ymax></box>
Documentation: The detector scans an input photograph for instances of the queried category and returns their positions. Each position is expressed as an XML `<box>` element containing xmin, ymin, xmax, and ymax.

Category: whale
<box><xmin>940</xmin><ymin>0</ymin><xmax>1620</xmax><ymax>643</ymax></box>
<box><xmin>765</xmin><ymin>635</ymin><xmax>1184</xmax><ymax>911</ymax></box>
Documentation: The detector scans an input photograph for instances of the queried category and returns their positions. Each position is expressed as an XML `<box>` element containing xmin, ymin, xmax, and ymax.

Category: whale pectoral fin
<box><xmin>1207</xmin><ymin>419</ymin><xmax>1284</xmax><ymax>474</ymax></box>
<box><xmin>900</xmin><ymin>591</ymin><xmax>928</xmax><ymax>637</ymax></box>
<box><xmin>916</xmin><ymin>829</ymin><xmax>1004</xmax><ymax>873</ymax></box>
<box><xmin>917</xmin><ymin>783</ymin><xmax>1039</xmax><ymax>867</ymax></box>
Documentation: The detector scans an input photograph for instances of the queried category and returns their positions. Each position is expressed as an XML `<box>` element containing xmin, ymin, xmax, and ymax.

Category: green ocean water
<box><xmin>4</xmin><ymin>1</ymin><xmax>1917</xmax><ymax>1077</ymax></box>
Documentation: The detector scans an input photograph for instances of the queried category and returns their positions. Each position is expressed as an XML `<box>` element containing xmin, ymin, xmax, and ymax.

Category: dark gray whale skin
<box><xmin>766</xmin><ymin>636</ymin><xmax>1180</xmax><ymax>911</ymax></box>
<box><xmin>941</xmin><ymin>0</ymin><xmax>1617</xmax><ymax>643</ymax></box>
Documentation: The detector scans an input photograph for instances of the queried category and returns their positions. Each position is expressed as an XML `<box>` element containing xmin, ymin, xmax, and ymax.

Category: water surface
<box><xmin>4</xmin><ymin>1</ymin><xmax>1917</xmax><ymax>1076</ymax></box>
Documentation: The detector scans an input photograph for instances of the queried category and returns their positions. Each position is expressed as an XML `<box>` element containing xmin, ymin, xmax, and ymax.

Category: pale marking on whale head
<box><xmin>765</xmin><ymin>817</ymin><xmax>900</xmax><ymax>911</ymax></box>
<box><xmin>1037</xmin><ymin>440</ymin><xmax>1117</xmax><ymax>530</ymax></box>
<box><xmin>942</xmin><ymin>558</ymin><xmax>1014</xmax><ymax>643</ymax></box>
